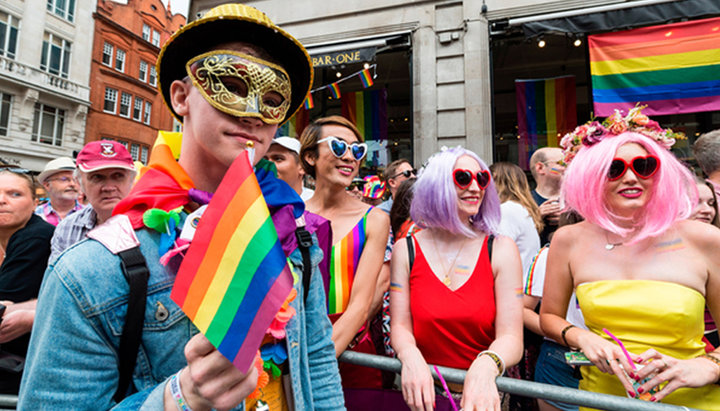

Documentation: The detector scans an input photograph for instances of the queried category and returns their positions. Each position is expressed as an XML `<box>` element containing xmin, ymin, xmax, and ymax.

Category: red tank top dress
<box><xmin>410</xmin><ymin>235</ymin><xmax>496</xmax><ymax>370</ymax></box>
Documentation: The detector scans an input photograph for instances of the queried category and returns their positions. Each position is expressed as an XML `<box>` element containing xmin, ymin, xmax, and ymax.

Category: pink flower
<box><xmin>631</xmin><ymin>113</ymin><xmax>649</xmax><ymax>126</ymax></box>
<box><xmin>608</xmin><ymin>120</ymin><xmax>627</xmax><ymax>135</ymax></box>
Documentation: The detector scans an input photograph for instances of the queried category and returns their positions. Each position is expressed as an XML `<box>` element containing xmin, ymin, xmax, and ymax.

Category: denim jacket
<box><xmin>19</xmin><ymin>219</ymin><xmax>344</xmax><ymax>410</ymax></box>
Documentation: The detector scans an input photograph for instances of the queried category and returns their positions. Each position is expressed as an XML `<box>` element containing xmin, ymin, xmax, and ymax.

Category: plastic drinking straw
<box><xmin>434</xmin><ymin>365</ymin><xmax>459</xmax><ymax>411</ymax></box>
<box><xmin>603</xmin><ymin>328</ymin><xmax>637</xmax><ymax>371</ymax></box>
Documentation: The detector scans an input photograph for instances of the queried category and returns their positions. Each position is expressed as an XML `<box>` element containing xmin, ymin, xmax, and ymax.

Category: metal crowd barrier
<box><xmin>0</xmin><ymin>394</ymin><xmax>16</xmax><ymax>409</ymax></box>
<box><xmin>339</xmin><ymin>351</ymin><xmax>700</xmax><ymax>411</ymax></box>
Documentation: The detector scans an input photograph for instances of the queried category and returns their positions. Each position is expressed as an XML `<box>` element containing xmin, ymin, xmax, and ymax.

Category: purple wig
<box><xmin>410</xmin><ymin>146</ymin><xmax>500</xmax><ymax>237</ymax></box>
<box><xmin>562</xmin><ymin>132</ymin><xmax>697</xmax><ymax>242</ymax></box>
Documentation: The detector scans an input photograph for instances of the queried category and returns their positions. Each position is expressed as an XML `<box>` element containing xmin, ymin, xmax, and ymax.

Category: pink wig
<box><xmin>562</xmin><ymin>132</ymin><xmax>697</xmax><ymax>242</ymax></box>
<box><xmin>410</xmin><ymin>147</ymin><xmax>500</xmax><ymax>238</ymax></box>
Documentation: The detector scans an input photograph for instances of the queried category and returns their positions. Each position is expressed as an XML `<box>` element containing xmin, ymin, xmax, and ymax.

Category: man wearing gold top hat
<box><xmin>19</xmin><ymin>4</ymin><xmax>344</xmax><ymax>410</ymax></box>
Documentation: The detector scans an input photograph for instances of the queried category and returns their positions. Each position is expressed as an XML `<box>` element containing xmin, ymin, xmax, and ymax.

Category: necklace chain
<box><xmin>604</xmin><ymin>232</ymin><xmax>623</xmax><ymax>250</ymax></box>
<box><xmin>431</xmin><ymin>233</ymin><xmax>467</xmax><ymax>286</ymax></box>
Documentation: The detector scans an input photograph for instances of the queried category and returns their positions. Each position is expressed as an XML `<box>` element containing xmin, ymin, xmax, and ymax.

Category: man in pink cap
<box><xmin>49</xmin><ymin>140</ymin><xmax>136</xmax><ymax>262</ymax></box>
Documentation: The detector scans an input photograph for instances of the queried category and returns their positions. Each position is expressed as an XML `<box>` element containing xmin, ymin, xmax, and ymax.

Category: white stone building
<box><xmin>0</xmin><ymin>0</ymin><xmax>94</xmax><ymax>172</ymax></box>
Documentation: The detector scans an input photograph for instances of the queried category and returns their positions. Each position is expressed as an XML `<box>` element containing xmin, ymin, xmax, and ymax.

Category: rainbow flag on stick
<box><xmin>515</xmin><ymin>75</ymin><xmax>576</xmax><ymax>169</ymax></box>
<box><xmin>328</xmin><ymin>83</ymin><xmax>341</xmax><ymax>99</ymax></box>
<box><xmin>589</xmin><ymin>16</ymin><xmax>720</xmax><ymax>116</ymax></box>
<box><xmin>359</xmin><ymin>68</ymin><xmax>374</xmax><ymax>88</ymax></box>
<box><xmin>171</xmin><ymin>149</ymin><xmax>294</xmax><ymax>372</ymax></box>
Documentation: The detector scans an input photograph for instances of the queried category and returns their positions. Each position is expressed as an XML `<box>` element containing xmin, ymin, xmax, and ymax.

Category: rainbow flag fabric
<box><xmin>515</xmin><ymin>75</ymin><xmax>577</xmax><ymax>169</ymax></box>
<box><xmin>171</xmin><ymin>150</ymin><xmax>294</xmax><ymax>372</ymax></box>
<box><xmin>327</xmin><ymin>211</ymin><xmax>369</xmax><ymax>314</ymax></box>
<box><xmin>329</xmin><ymin>83</ymin><xmax>341</xmax><ymax>99</ymax></box>
<box><xmin>589</xmin><ymin>17</ymin><xmax>720</xmax><ymax>117</ymax></box>
<box><xmin>359</xmin><ymin>68</ymin><xmax>374</xmax><ymax>88</ymax></box>
<box><xmin>341</xmin><ymin>90</ymin><xmax>388</xmax><ymax>141</ymax></box>
<box><xmin>276</xmin><ymin>107</ymin><xmax>309</xmax><ymax>138</ymax></box>
<box><xmin>303</xmin><ymin>93</ymin><xmax>314</xmax><ymax>110</ymax></box>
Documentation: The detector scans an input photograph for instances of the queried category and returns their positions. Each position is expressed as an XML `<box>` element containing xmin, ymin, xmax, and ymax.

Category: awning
<box><xmin>507</xmin><ymin>0</ymin><xmax>720</xmax><ymax>38</ymax></box>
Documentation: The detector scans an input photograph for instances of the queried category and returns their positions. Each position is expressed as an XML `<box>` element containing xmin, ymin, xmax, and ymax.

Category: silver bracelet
<box><xmin>169</xmin><ymin>371</ymin><xmax>192</xmax><ymax>411</ymax></box>
<box><xmin>477</xmin><ymin>350</ymin><xmax>506</xmax><ymax>376</ymax></box>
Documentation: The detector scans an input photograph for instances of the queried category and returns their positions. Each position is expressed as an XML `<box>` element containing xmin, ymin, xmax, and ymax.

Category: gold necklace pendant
<box><xmin>443</xmin><ymin>275</ymin><xmax>451</xmax><ymax>286</ymax></box>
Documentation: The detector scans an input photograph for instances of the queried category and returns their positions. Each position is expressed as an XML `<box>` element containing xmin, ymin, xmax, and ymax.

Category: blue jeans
<box><xmin>534</xmin><ymin>340</ymin><xmax>580</xmax><ymax>411</ymax></box>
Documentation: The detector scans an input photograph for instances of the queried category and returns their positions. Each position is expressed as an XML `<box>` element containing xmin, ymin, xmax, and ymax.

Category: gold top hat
<box><xmin>157</xmin><ymin>3</ymin><xmax>313</xmax><ymax>125</ymax></box>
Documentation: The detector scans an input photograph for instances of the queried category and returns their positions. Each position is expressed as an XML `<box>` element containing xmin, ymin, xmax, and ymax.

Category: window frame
<box><xmin>101</xmin><ymin>42</ymin><xmax>113</xmax><ymax>67</ymax></box>
<box><xmin>119</xmin><ymin>91</ymin><xmax>131</xmax><ymax>118</ymax></box>
<box><xmin>0</xmin><ymin>92</ymin><xmax>12</xmax><ymax>136</ymax></box>
<box><xmin>31</xmin><ymin>102</ymin><xmax>65</xmax><ymax>146</ymax></box>
<box><xmin>139</xmin><ymin>60</ymin><xmax>148</xmax><ymax>82</ymax></box>
<box><xmin>0</xmin><ymin>12</ymin><xmax>19</xmax><ymax>59</ymax></box>
<box><xmin>47</xmin><ymin>0</ymin><xmax>76</xmax><ymax>23</ymax></box>
<box><xmin>40</xmin><ymin>32</ymin><xmax>71</xmax><ymax>79</ymax></box>
<box><xmin>114</xmin><ymin>48</ymin><xmax>126</xmax><ymax>72</ymax></box>
<box><xmin>132</xmin><ymin>97</ymin><xmax>143</xmax><ymax>121</ymax></box>
<box><xmin>148</xmin><ymin>66</ymin><xmax>157</xmax><ymax>87</ymax></box>
<box><xmin>143</xmin><ymin>101</ymin><xmax>152</xmax><ymax>125</ymax></box>
<box><xmin>103</xmin><ymin>87</ymin><xmax>118</xmax><ymax>114</ymax></box>
<box><xmin>142</xmin><ymin>24</ymin><xmax>151</xmax><ymax>42</ymax></box>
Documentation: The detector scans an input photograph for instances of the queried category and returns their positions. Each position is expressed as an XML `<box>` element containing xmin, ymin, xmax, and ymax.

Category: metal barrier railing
<box><xmin>339</xmin><ymin>351</ymin><xmax>700</xmax><ymax>411</ymax></box>
<box><xmin>0</xmin><ymin>394</ymin><xmax>16</xmax><ymax>409</ymax></box>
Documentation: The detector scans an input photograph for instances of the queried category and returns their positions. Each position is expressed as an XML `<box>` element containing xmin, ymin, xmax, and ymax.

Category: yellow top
<box><xmin>576</xmin><ymin>280</ymin><xmax>720</xmax><ymax>410</ymax></box>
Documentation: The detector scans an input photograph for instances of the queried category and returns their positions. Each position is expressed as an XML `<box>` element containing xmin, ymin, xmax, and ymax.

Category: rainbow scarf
<box><xmin>171</xmin><ymin>149</ymin><xmax>294</xmax><ymax>372</ymax></box>
<box><xmin>589</xmin><ymin>16</ymin><xmax>720</xmax><ymax>116</ymax></box>
<box><xmin>327</xmin><ymin>209</ymin><xmax>370</xmax><ymax>314</ymax></box>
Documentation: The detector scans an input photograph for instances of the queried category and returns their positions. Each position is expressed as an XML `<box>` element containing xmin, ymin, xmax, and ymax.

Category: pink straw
<box><xmin>434</xmin><ymin>365</ymin><xmax>459</xmax><ymax>411</ymax></box>
<box><xmin>603</xmin><ymin>328</ymin><xmax>636</xmax><ymax>371</ymax></box>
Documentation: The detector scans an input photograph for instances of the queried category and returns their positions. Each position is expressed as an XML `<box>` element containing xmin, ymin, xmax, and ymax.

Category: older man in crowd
<box><xmin>529</xmin><ymin>147</ymin><xmax>565</xmax><ymax>244</ymax></box>
<box><xmin>693</xmin><ymin>129</ymin><xmax>720</xmax><ymax>197</ymax></box>
<box><xmin>378</xmin><ymin>158</ymin><xmax>415</xmax><ymax>214</ymax></box>
<box><xmin>35</xmin><ymin>157</ymin><xmax>82</xmax><ymax>226</ymax></box>
<box><xmin>49</xmin><ymin>141</ymin><xmax>135</xmax><ymax>262</ymax></box>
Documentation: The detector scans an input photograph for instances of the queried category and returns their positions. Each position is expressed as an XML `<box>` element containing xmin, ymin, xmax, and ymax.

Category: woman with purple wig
<box><xmin>540</xmin><ymin>107</ymin><xmax>720</xmax><ymax>409</ymax></box>
<box><xmin>390</xmin><ymin>146</ymin><xmax>523</xmax><ymax>411</ymax></box>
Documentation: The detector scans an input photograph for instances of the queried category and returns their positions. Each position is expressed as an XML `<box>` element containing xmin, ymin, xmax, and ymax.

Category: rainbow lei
<box><xmin>559</xmin><ymin>105</ymin><xmax>686</xmax><ymax>166</ymax></box>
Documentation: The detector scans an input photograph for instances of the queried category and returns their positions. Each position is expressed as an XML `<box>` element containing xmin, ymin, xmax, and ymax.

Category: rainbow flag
<box><xmin>515</xmin><ymin>76</ymin><xmax>576</xmax><ymax>169</ymax></box>
<box><xmin>589</xmin><ymin>17</ymin><xmax>720</xmax><ymax>117</ymax></box>
<box><xmin>341</xmin><ymin>90</ymin><xmax>388</xmax><ymax>141</ymax></box>
<box><xmin>328</xmin><ymin>83</ymin><xmax>341</xmax><ymax>99</ymax></box>
<box><xmin>276</xmin><ymin>107</ymin><xmax>309</xmax><ymax>138</ymax></box>
<box><xmin>171</xmin><ymin>150</ymin><xmax>294</xmax><ymax>372</ymax></box>
<box><xmin>359</xmin><ymin>68</ymin><xmax>374</xmax><ymax>88</ymax></box>
<box><xmin>303</xmin><ymin>93</ymin><xmax>314</xmax><ymax>110</ymax></box>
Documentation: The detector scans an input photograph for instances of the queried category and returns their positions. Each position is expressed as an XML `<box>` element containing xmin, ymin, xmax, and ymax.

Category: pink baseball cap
<box><xmin>76</xmin><ymin>140</ymin><xmax>136</xmax><ymax>173</ymax></box>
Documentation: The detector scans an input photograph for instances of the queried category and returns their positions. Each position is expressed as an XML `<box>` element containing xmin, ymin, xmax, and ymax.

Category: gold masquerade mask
<box><xmin>186</xmin><ymin>50</ymin><xmax>292</xmax><ymax>124</ymax></box>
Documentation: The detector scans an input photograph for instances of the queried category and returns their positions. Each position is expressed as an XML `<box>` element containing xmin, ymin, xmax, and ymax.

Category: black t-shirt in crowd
<box><xmin>0</xmin><ymin>213</ymin><xmax>54</xmax><ymax>393</ymax></box>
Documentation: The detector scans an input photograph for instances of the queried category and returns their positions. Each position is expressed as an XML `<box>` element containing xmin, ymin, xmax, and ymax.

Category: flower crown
<box><xmin>559</xmin><ymin>105</ymin><xmax>685</xmax><ymax>166</ymax></box>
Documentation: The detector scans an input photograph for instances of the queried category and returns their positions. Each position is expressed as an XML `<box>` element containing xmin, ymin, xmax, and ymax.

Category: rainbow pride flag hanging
<box><xmin>341</xmin><ymin>89</ymin><xmax>388</xmax><ymax>141</ymax></box>
<box><xmin>276</xmin><ymin>107</ymin><xmax>309</xmax><ymax>138</ymax></box>
<box><xmin>329</xmin><ymin>83</ymin><xmax>341</xmax><ymax>99</ymax></box>
<box><xmin>359</xmin><ymin>68</ymin><xmax>374</xmax><ymax>88</ymax></box>
<box><xmin>171</xmin><ymin>149</ymin><xmax>294</xmax><ymax>372</ymax></box>
<box><xmin>589</xmin><ymin>16</ymin><xmax>720</xmax><ymax>117</ymax></box>
<box><xmin>515</xmin><ymin>75</ymin><xmax>576</xmax><ymax>169</ymax></box>
<box><xmin>303</xmin><ymin>93</ymin><xmax>314</xmax><ymax>110</ymax></box>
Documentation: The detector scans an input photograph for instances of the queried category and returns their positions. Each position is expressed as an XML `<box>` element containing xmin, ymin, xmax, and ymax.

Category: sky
<box><xmin>162</xmin><ymin>0</ymin><xmax>189</xmax><ymax>18</ymax></box>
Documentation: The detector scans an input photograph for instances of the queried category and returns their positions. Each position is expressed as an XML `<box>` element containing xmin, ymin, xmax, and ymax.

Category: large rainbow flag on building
<box><xmin>341</xmin><ymin>89</ymin><xmax>388</xmax><ymax>141</ymax></box>
<box><xmin>171</xmin><ymin>149</ymin><xmax>294</xmax><ymax>372</ymax></box>
<box><xmin>589</xmin><ymin>16</ymin><xmax>720</xmax><ymax>117</ymax></box>
<box><xmin>515</xmin><ymin>75</ymin><xmax>576</xmax><ymax>169</ymax></box>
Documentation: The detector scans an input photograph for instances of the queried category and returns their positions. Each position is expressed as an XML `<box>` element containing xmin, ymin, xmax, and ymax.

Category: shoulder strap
<box><xmin>113</xmin><ymin>247</ymin><xmax>150</xmax><ymax>402</ymax></box>
<box><xmin>405</xmin><ymin>235</ymin><xmax>415</xmax><ymax>269</ymax></box>
<box><xmin>295</xmin><ymin>226</ymin><xmax>314</xmax><ymax>303</ymax></box>
<box><xmin>487</xmin><ymin>234</ymin><xmax>495</xmax><ymax>262</ymax></box>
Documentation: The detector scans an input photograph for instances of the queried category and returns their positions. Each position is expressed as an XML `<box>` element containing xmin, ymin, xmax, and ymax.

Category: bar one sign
<box><xmin>311</xmin><ymin>47</ymin><xmax>376</xmax><ymax>67</ymax></box>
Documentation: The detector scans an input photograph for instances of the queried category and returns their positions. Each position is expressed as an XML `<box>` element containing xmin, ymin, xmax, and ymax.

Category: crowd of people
<box><xmin>0</xmin><ymin>3</ymin><xmax>719</xmax><ymax>411</ymax></box>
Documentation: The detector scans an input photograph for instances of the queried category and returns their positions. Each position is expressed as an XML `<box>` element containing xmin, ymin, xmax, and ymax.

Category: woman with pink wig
<box><xmin>540</xmin><ymin>108</ymin><xmax>720</xmax><ymax>409</ymax></box>
<box><xmin>390</xmin><ymin>146</ymin><xmax>523</xmax><ymax>411</ymax></box>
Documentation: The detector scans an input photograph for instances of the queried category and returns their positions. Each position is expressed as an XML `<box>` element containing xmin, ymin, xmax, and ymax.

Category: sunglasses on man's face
<box><xmin>346</xmin><ymin>182</ymin><xmax>366</xmax><ymax>191</ymax></box>
<box><xmin>391</xmin><ymin>169</ymin><xmax>416</xmax><ymax>179</ymax></box>
<box><xmin>453</xmin><ymin>169</ymin><xmax>491</xmax><ymax>189</ymax></box>
<box><xmin>317</xmin><ymin>136</ymin><xmax>368</xmax><ymax>161</ymax></box>
<box><xmin>607</xmin><ymin>155</ymin><xmax>660</xmax><ymax>181</ymax></box>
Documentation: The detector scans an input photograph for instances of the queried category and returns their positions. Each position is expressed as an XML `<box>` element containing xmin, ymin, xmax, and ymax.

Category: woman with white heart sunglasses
<box><xmin>540</xmin><ymin>108</ymin><xmax>720</xmax><ymax>410</ymax></box>
<box><xmin>299</xmin><ymin>116</ymin><xmax>390</xmax><ymax>391</ymax></box>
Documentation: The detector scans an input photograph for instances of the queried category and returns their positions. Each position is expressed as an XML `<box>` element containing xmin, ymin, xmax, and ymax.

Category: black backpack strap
<box><xmin>405</xmin><ymin>235</ymin><xmax>415</xmax><ymax>269</ymax></box>
<box><xmin>487</xmin><ymin>234</ymin><xmax>495</xmax><ymax>262</ymax></box>
<box><xmin>295</xmin><ymin>226</ymin><xmax>314</xmax><ymax>303</ymax></box>
<box><xmin>114</xmin><ymin>246</ymin><xmax>150</xmax><ymax>402</ymax></box>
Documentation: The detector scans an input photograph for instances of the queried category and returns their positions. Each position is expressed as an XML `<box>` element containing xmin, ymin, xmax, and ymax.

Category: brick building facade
<box><xmin>86</xmin><ymin>0</ymin><xmax>184</xmax><ymax>164</ymax></box>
